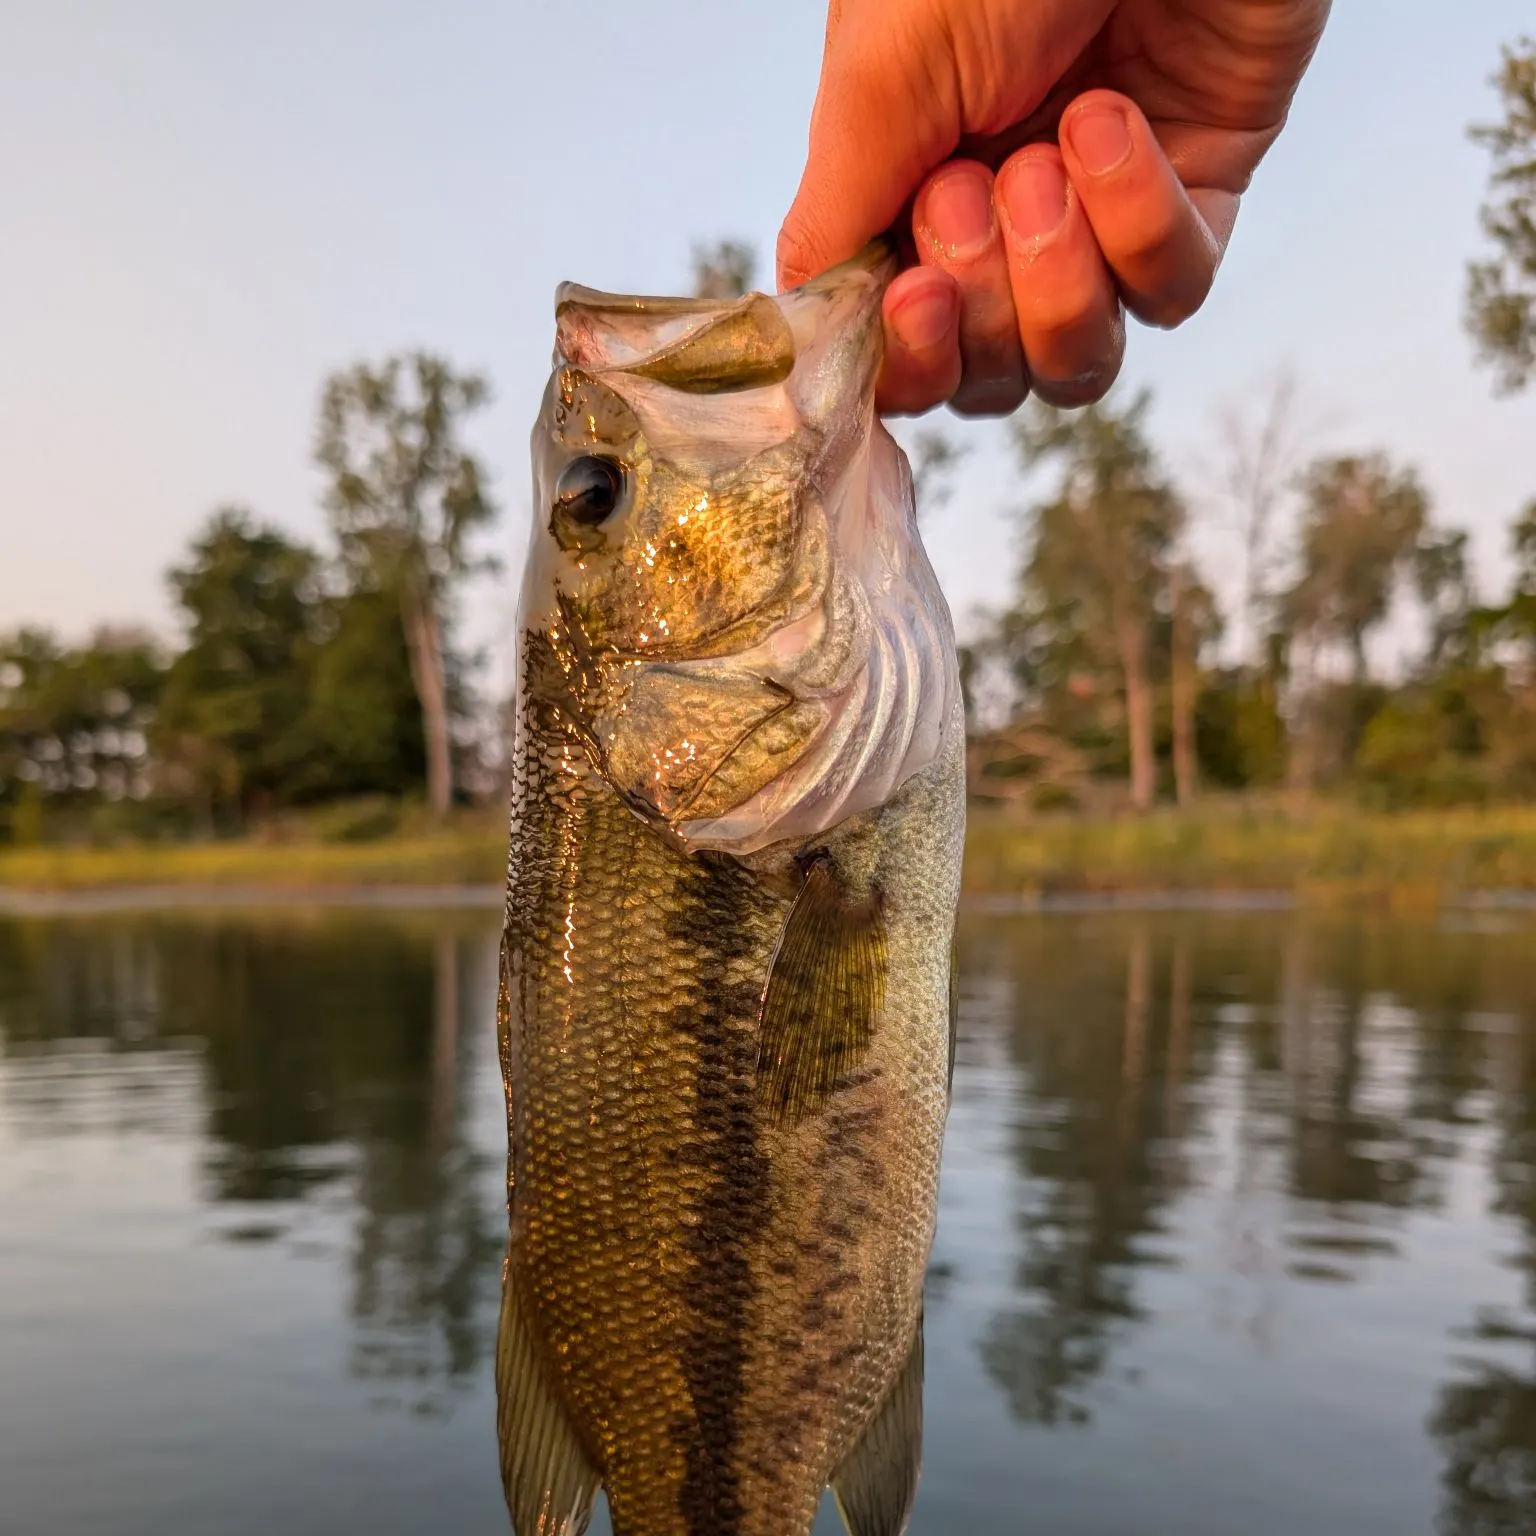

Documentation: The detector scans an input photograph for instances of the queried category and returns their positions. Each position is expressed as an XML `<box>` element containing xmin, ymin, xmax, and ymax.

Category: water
<box><xmin>2</xmin><ymin>906</ymin><xmax>1535</xmax><ymax>1536</ymax></box>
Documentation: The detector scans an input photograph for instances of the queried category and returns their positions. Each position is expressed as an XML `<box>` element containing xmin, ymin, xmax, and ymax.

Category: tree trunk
<box><xmin>400</xmin><ymin>578</ymin><xmax>454</xmax><ymax>817</ymax></box>
<box><xmin>1117</xmin><ymin>619</ymin><xmax>1156</xmax><ymax>811</ymax></box>
<box><xmin>1171</xmin><ymin>588</ymin><xmax>1198</xmax><ymax>808</ymax></box>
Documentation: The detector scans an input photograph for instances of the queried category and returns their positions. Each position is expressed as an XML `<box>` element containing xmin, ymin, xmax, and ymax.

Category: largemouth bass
<box><xmin>497</xmin><ymin>244</ymin><xmax>965</xmax><ymax>1536</ymax></box>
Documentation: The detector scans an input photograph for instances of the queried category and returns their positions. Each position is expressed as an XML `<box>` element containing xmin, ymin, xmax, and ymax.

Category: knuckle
<box><xmin>950</xmin><ymin>375</ymin><xmax>1028</xmax><ymax>418</ymax></box>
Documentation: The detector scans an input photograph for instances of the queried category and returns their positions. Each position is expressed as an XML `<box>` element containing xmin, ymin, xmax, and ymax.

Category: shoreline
<box><xmin>5</xmin><ymin>883</ymin><xmax>1536</xmax><ymax>918</ymax></box>
<box><xmin>6</xmin><ymin>802</ymin><xmax>1536</xmax><ymax>915</ymax></box>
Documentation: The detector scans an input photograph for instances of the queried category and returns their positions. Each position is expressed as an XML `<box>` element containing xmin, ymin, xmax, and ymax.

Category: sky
<box><xmin>2</xmin><ymin>2</ymin><xmax>1532</xmax><ymax>696</ymax></box>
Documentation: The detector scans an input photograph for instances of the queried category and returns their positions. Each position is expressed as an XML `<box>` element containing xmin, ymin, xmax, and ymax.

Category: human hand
<box><xmin>777</xmin><ymin>0</ymin><xmax>1331</xmax><ymax>416</ymax></box>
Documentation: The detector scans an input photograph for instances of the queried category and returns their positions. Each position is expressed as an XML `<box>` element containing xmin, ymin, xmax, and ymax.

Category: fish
<box><xmin>496</xmin><ymin>242</ymin><xmax>965</xmax><ymax>1536</ymax></box>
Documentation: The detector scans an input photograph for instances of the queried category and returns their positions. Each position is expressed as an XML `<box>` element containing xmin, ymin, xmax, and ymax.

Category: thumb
<box><xmin>776</xmin><ymin>49</ymin><xmax>955</xmax><ymax>290</ymax></box>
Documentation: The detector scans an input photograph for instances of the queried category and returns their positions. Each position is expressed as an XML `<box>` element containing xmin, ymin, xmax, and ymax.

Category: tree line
<box><xmin>966</xmin><ymin>37</ymin><xmax>1535</xmax><ymax>811</ymax></box>
<box><xmin>0</xmin><ymin>354</ymin><xmax>498</xmax><ymax>841</ymax></box>
<box><xmin>1</xmin><ymin>38</ymin><xmax>1531</xmax><ymax>842</ymax></box>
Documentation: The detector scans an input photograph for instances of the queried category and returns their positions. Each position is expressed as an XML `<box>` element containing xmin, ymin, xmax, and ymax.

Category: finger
<box><xmin>875</xmin><ymin>268</ymin><xmax>962</xmax><ymax>416</ymax></box>
<box><xmin>913</xmin><ymin>160</ymin><xmax>1029</xmax><ymax>417</ymax></box>
<box><xmin>1059</xmin><ymin>90</ymin><xmax>1236</xmax><ymax>329</ymax></box>
<box><xmin>777</xmin><ymin>46</ymin><xmax>949</xmax><ymax>290</ymax></box>
<box><xmin>995</xmin><ymin>145</ymin><xmax>1125</xmax><ymax>408</ymax></box>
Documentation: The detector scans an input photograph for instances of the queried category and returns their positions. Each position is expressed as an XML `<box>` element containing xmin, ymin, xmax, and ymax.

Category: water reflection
<box><xmin>0</xmin><ymin>912</ymin><xmax>504</xmax><ymax>1419</ymax></box>
<box><xmin>941</xmin><ymin>911</ymin><xmax>1536</xmax><ymax>1534</ymax></box>
<box><xmin>1431</xmin><ymin>988</ymin><xmax>1536</xmax><ymax>1536</ymax></box>
<box><xmin>5</xmin><ymin>906</ymin><xmax>1536</xmax><ymax>1534</ymax></box>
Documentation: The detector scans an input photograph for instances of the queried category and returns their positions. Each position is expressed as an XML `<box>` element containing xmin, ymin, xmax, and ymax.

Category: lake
<box><xmin>2</xmin><ymin>902</ymin><xmax>1534</xmax><ymax>1535</ymax></box>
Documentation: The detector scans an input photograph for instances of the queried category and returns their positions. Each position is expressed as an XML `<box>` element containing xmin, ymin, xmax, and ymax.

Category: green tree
<box><xmin>1009</xmin><ymin>394</ymin><xmax>1186</xmax><ymax>810</ymax></box>
<box><xmin>316</xmin><ymin>354</ymin><xmax>497</xmax><ymax>818</ymax></box>
<box><xmin>0</xmin><ymin>626</ymin><xmax>164</xmax><ymax>841</ymax></box>
<box><xmin>299</xmin><ymin>587</ymin><xmax>426</xmax><ymax>800</ymax></box>
<box><xmin>1282</xmin><ymin>453</ymin><xmax>1430</xmax><ymax>686</ymax></box>
<box><xmin>1467</xmin><ymin>38</ymin><xmax>1536</xmax><ymax>394</ymax></box>
<box><xmin>1414</xmin><ymin>527</ymin><xmax>1476</xmax><ymax>672</ymax></box>
<box><xmin>155</xmin><ymin>509</ymin><xmax>322</xmax><ymax>826</ymax></box>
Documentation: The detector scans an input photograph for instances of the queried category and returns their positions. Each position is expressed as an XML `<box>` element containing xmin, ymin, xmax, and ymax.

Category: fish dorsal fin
<box><xmin>756</xmin><ymin>855</ymin><xmax>886</xmax><ymax>1125</ymax></box>
<box><xmin>831</xmin><ymin>1316</ymin><xmax>925</xmax><ymax>1536</ymax></box>
<box><xmin>497</xmin><ymin>1258</ymin><xmax>601</xmax><ymax>1536</ymax></box>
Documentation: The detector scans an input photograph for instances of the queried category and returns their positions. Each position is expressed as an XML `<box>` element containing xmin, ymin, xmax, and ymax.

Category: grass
<box><xmin>0</xmin><ymin>817</ymin><xmax>507</xmax><ymax>894</ymax></box>
<box><xmin>963</xmin><ymin>800</ymin><xmax>1536</xmax><ymax>905</ymax></box>
<box><xmin>5</xmin><ymin>799</ymin><xmax>1536</xmax><ymax>906</ymax></box>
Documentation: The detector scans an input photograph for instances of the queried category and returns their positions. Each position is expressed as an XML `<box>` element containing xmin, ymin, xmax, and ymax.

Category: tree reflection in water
<box><xmin>970</xmin><ymin>918</ymin><xmax>1190</xmax><ymax>1426</ymax></box>
<box><xmin>1431</xmin><ymin>956</ymin><xmax>1536</xmax><ymax>1536</ymax></box>
<box><xmin>958</xmin><ymin>905</ymin><xmax>1536</xmax><ymax>1521</ymax></box>
<box><xmin>0</xmin><ymin>910</ymin><xmax>505</xmax><ymax>1415</ymax></box>
<box><xmin>8</xmin><ymin>905</ymin><xmax>1536</xmax><ymax>1524</ymax></box>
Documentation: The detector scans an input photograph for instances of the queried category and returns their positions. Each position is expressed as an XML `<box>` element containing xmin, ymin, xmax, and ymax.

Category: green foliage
<box><xmin>978</xmin><ymin>393</ymin><xmax>1191</xmax><ymax>809</ymax></box>
<box><xmin>1282</xmin><ymin>453</ymin><xmax>1430</xmax><ymax>680</ymax></box>
<box><xmin>1194</xmin><ymin>671</ymin><xmax>1286</xmax><ymax>790</ymax></box>
<box><xmin>0</xmin><ymin>625</ymin><xmax>166</xmax><ymax>842</ymax></box>
<box><xmin>316</xmin><ymin>354</ymin><xmax>496</xmax><ymax>599</ymax></box>
<box><xmin>296</xmin><ymin>587</ymin><xmax>425</xmax><ymax>800</ymax></box>
<box><xmin>1355</xmin><ymin>675</ymin><xmax>1493</xmax><ymax>809</ymax></box>
<box><xmin>1468</xmin><ymin>37</ymin><xmax>1536</xmax><ymax>394</ymax></box>
<box><xmin>154</xmin><ymin>510</ymin><xmax>325</xmax><ymax>825</ymax></box>
<box><xmin>1007</xmin><ymin>393</ymin><xmax>1185</xmax><ymax>686</ymax></box>
<box><xmin>316</xmin><ymin>352</ymin><xmax>497</xmax><ymax>815</ymax></box>
<box><xmin>138</xmin><ymin>510</ymin><xmax>426</xmax><ymax>833</ymax></box>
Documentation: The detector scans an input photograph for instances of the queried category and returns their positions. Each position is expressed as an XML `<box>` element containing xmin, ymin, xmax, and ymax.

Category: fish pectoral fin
<box><xmin>497</xmin><ymin>1255</ymin><xmax>601</xmax><ymax>1536</ymax></box>
<box><xmin>830</xmin><ymin>1316</ymin><xmax>925</xmax><ymax>1536</ymax></box>
<box><xmin>756</xmin><ymin>856</ymin><xmax>886</xmax><ymax>1125</ymax></box>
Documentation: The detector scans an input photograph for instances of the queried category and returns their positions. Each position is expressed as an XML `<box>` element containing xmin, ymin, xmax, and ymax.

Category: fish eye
<box><xmin>554</xmin><ymin>455</ymin><xmax>625</xmax><ymax>527</ymax></box>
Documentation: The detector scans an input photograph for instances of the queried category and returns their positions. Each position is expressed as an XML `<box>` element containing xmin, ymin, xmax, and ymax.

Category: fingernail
<box><xmin>920</xmin><ymin>169</ymin><xmax>995</xmax><ymax>259</ymax></box>
<box><xmin>999</xmin><ymin>156</ymin><xmax>1068</xmax><ymax>246</ymax></box>
<box><xmin>1067</xmin><ymin>105</ymin><xmax>1132</xmax><ymax>177</ymax></box>
<box><xmin>890</xmin><ymin>283</ymin><xmax>958</xmax><ymax>352</ymax></box>
<box><xmin>775</xmin><ymin>228</ymin><xmax>810</xmax><ymax>289</ymax></box>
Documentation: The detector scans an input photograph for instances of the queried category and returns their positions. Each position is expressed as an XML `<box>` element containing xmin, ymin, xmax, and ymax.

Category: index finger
<box><xmin>776</xmin><ymin>49</ymin><xmax>949</xmax><ymax>288</ymax></box>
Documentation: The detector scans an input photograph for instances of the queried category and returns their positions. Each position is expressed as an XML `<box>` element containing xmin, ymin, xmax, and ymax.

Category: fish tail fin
<box><xmin>830</xmin><ymin>1316</ymin><xmax>924</xmax><ymax>1536</ymax></box>
<box><xmin>497</xmin><ymin>1252</ymin><xmax>602</xmax><ymax>1536</ymax></box>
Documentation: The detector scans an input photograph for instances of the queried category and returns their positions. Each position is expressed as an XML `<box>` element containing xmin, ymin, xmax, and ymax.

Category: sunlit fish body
<box><xmin>497</xmin><ymin>245</ymin><xmax>965</xmax><ymax>1536</ymax></box>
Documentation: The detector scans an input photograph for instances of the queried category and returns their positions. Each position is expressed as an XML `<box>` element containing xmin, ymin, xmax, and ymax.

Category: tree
<box><xmin>1011</xmin><ymin>395</ymin><xmax>1186</xmax><ymax>810</ymax></box>
<box><xmin>0</xmin><ymin>626</ymin><xmax>164</xmax><ymax>841</ymax></box>
<box><xmin>1282</xmin><ymin>454</ymin><xmax>1430</xmax><ymax>685</ymax></box>
<box><xmin>1414</xmin><ymin>528</ymin><xmax>1476</xmax><ymax>672</ymax></box>
<box><xmin>691</xmin><ymin>239</ymin><xmax>758</xmax><ymax>300</ymax></box>
<box><xmin>1201</xmin><ymin>369</ymin><xmax>1323</xmax><ymax>667</ymax></box>
<box><xmin>316</xmin><ymin>354</ymin><xmax>497</xmax><ymax>818</ymax></box>
<box><xmin>298</xmin><ymin>587</ymin><xmax>426</xmax><ymax>801</ymax></box>
<box><xmin>155</xmin><ymin>509</ymin><xmax>323</xmax><ymax>826</ymax></box>
<box><xmin>1513</xmin><ymin>500</ymin><xmax>1536</xmax><ymax>590</ymax></box>
<box><xmin>1168</xmin><ymin>563</ymin><xmax>1221</xmax><ymax>807</ymax></box>
<box><xmin>1467</xmin><ymin>38</ymin><xmax>1536</xmax><ymax>394</ymax></box>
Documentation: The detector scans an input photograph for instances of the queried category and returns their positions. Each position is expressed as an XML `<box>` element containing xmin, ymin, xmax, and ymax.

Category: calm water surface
<box><xmin>3</xmin><ymin>906</ymin><xmax>1536</xmax><ymax>1535</ymax></box>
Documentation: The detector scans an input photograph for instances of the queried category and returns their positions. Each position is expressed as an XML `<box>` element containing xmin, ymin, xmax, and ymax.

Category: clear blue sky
<box><xmin>2</xmin><ymin>2</ymin><xmax>1532</xmax><ymax>690</ymax></box>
